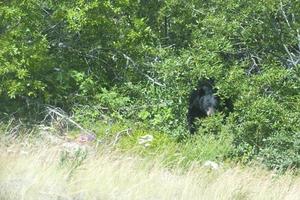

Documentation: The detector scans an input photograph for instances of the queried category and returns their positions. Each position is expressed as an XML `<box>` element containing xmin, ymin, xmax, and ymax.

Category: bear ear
<box><xmin>207</xmin><ymin>78</ymin><xmax>215</xmax><ymax>87</ymax></box>
<box><xmin>198</xmin><ymin>87</ymin><xmax>205</xmax><ymax>96</ymax></box>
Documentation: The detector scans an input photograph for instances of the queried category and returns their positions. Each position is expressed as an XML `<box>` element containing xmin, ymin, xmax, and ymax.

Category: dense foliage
<box><xmin>1</xmin><ymin>0</ymin><xmax>300</xmax><ymax>171</ymax></box>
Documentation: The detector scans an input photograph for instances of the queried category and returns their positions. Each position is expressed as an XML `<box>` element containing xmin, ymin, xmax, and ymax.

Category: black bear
<box><xmin>187</xmin><ymin>78</ymin><xmax>232</xmax><ymax>134</ymax></box>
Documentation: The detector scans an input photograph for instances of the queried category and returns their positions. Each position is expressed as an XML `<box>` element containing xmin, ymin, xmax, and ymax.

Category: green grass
<box><xmin>1</xmin><ymin>128</ymin><xmax>300</xmax><ymax>200</ymax></box>
<box><xmin>80</xmin><ymin>120</ymin><xmax>234</xmax><ymax>168</ymax></box>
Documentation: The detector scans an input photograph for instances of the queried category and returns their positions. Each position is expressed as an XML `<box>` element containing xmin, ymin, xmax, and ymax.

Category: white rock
<box><xmin>203</xmin><ymin>160</ymin><xmax>220</xmax><ymax>170</ymax></box>
<box><xmin>138</xmin><ymin>135</ymin><xmax>154</xmax><ymax>146</ymax></box>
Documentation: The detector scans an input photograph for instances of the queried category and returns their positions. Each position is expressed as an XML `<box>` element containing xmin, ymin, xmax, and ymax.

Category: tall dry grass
<box><xmin>1</xmin><ymin>133</ymin><xmax>300</xmax><ymax>200</ymax></box>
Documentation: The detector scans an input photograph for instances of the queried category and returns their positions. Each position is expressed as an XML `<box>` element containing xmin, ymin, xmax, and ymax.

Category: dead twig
<box><xmin>280</xmin><ymin>1</ymin><xmax>300</xmax><ymax>68</ymax></box>
<box><xmin>45</xmin><ymin>106</ymin><xmax>94</xmax><ymax>135</ymax></box>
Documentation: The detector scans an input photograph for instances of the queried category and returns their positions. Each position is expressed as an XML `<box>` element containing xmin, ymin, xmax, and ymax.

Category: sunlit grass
<box><xmin>1</xmin><ymin>132</ymin><xmax>300</xmax><ymax>200</ymax></box>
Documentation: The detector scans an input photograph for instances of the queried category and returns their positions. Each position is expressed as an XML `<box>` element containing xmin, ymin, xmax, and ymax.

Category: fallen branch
<box><xmin>45</xmin><ymin>106</ymin><xmax>94</xmax><ymax>135</ymax></box>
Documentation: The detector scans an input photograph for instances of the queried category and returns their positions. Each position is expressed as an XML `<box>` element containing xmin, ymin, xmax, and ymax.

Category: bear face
<box><xmin>200</xmin><ymin>94</ymin><xmax>217</xmax><ymax>116</ymax></box>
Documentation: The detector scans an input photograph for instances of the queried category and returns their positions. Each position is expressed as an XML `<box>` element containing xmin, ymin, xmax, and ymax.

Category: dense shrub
<box><xmin>1</xmin><ymin>0</ymin><xmax>300</xmax><ymax>170</ymax></box>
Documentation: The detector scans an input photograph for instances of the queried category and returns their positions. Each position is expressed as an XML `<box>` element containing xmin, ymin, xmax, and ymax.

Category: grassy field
<box><xmin>1</xmin><ymin>127</ymin><xmax>300</xmax><ymax>200</ymax></box>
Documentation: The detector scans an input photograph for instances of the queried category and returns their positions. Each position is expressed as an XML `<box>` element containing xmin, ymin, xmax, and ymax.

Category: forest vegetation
<box><xmin>1</xmin><ymin>1</ymin><xmax>300</xmax><ymax>197</ymax></box>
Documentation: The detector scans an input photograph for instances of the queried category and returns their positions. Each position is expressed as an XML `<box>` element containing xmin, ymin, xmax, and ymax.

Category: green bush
<box><xmin>1</xmin><ymin>0</ymin><xmax>300</xmax><ymax>171</ymax></box>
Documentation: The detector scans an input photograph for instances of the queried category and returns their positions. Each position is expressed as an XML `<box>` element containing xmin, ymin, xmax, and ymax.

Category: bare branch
<box><xmin>112</xmin><ymin>128</ymin><xmax>132</xmax><ymax>146</ymax></box>
<box><xmin>280</xmin><ymin>1</ymin><xmax>291</xmax><ymax>29</ymax></box>
<box><xmin>283</xmin><ymin>44</ymin><xmax>300</xmax><ymax>67</ymax></box>
<box><xmin>123</xmin><ymin>54</ymin><xmax>165</xmax><ymax>87</ymax></box>
<box><xmin>45</xmin><ymin>106</ymin><xmax>94</xmax><ymax>135</ymax></box>
<box><xmin>246</xmin><ymin>54</ymin><xmax>261</xmax><ymax>75</ymax></box>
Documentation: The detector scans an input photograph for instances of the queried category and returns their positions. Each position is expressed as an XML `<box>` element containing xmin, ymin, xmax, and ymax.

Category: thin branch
<box><xmin>280</xmin><ymin>1</ymin><xmax>291</xmax><ymax>29</ymax></box>
<box><xmin>45</xmin><ymin>106</ymin><xmax>94</xmax><ymax>135</ymax></box>
<box><xmin>112</xmin><ymin>128</ymin><xmax>132</xmax><ymax>146</ymax></box>
<box><xmin>284</xmin><ymin>44</ymin><xmax>300</xmax><ymax>67</ymax></box>
<box><xmin>246</xmin><ymin>54</ymin><xmax>261</xmax><ymax>75</ymax></box>
<box><xmin>123</xmin><ymin>54</ymin><xmax>165</xmax><ymax>87</ymax></box>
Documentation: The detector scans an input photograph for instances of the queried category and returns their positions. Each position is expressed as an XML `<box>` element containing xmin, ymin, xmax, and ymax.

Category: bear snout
<box><xmin>206</xmin><ymin>107</ymin><xmax>216</xmax><ymax>116</ymax></box>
